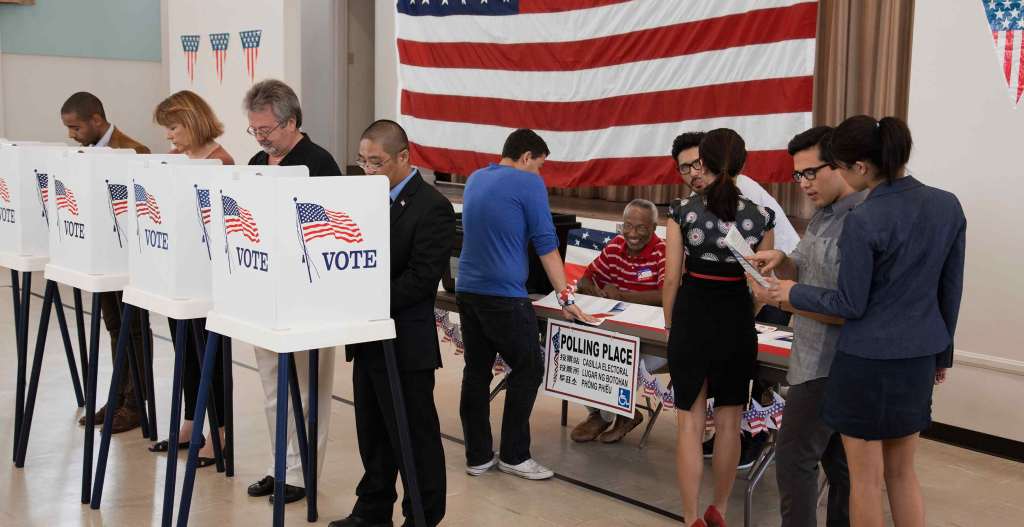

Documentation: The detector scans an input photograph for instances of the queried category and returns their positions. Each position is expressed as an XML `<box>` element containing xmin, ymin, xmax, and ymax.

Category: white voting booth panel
<box><xmin>127</xmin><ymin>161</ymin><xmax>224</xmax><ymax>305</ymax></box>
<box><xmin>46</xmin><ymin>152</ymin><xmax>187</xmax><ymax>277</ymax></box>
<box><xmin>208</xmin><ymin>168</ymin><xmax>390</xmax><ymax>334</ymax></box>
<box><xmin>0</xmin><ymin>144</ymin><xmax>77</xmax><ymax>259</ymax></box>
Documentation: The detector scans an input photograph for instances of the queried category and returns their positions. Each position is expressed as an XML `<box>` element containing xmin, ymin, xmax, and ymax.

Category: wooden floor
<box><xmin>2</xmin><ymin>279</ymin><xmax>1023</xmax><ymax>526</ymax></box>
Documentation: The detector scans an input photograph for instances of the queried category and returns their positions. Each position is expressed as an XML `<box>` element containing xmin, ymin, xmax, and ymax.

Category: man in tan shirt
<box><xmin>61</xmin><ymin>92</ymin><xmax>153</xmax><ymax>433</ymax></box>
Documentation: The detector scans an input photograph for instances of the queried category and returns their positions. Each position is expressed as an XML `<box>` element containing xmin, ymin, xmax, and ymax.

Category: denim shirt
<box><xmin>789</xmin><ymin>176</ymin><xmax>966</xmax><ymax>367</ymax></box>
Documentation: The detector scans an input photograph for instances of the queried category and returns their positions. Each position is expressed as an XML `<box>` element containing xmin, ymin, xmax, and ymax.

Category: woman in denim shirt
<box><xmin>764</xmin><ymin>115</ymin><xmax>966</xmax><ymax>527</ymax></box>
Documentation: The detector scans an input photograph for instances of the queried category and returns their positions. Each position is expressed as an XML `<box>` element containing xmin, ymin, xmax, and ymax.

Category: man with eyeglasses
<box><xmin>329</xmin><ymin>120</ymin><xmax>454</xmax><ymax>527</ymax></box>
<box><xmin>671</xmin><ymin>131</ymin><xmax>799</xmax><ymax>470</ymax></box>
<box><xmin>571</xmin><ymin>199</ymin><xmax>670</xmax><ymax>443</ymax></box>
<box><xmin>243</xmin><ymin>79</ymin><xmax>343</xmax><ymax>505</ymax></box>
<box><xmin>746</xmin><ymin>126</ymin><xmax>859</xmax><ymax>527</ymax></box>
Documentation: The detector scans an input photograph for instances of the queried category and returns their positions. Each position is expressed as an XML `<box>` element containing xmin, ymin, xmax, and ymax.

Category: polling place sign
<box><xmin>542</xmin><ymin>319</ymin><xmax>640</xmax><ymax>418</ymax></box>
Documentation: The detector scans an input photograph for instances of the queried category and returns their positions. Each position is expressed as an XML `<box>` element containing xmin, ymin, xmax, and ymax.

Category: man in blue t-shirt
<box><xmin>456</xmin><ymin>129</ymin><xmax>593</xmax><ymax>481</ymax></box>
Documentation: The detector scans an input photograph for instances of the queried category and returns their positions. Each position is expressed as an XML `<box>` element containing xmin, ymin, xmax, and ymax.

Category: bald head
<box><xmin>357</xmin><ymin>119</ymin><xmax>412</xmax><ymax>187</ymax></box>
<box><xmin>360</xmin><ymin>119</ymin><xmax>409</xmax><ymax>157</ymax></box>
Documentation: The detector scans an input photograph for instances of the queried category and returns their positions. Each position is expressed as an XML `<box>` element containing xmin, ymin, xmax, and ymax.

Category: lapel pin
<box><xmin>400</xmin><ymin>200</ymin><xmax>406</xmax><ymax>207</ymax></box>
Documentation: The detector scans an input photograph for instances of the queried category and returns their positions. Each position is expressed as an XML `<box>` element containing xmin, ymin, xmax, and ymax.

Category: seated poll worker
<box><xmin>457</xmin><ymin>129</ymin><xmax>597</xmax><ymax>481</ymax></box>
<box><xmin>746</xmin><ymin>126</ymin><xmax>857</xmax><ymax>527</ymax></box>
<box><xmin>242</xmin><ymin>79</ymin><xmax>342</xmax><ymax>504</ymax></box>
<box><xmin>570</xmin><ymin>199</ymin><xmax>669</xmax><ymax>444</ymax></box>
<box><xmin>329</xmin><ymin>120</ymin><xmax>454</xmax><ymax>527</ymax></box>
<box><xmin>61</xmin><ymin>91</ymin><xmax>154</xmax><ymax>434</ymax></box>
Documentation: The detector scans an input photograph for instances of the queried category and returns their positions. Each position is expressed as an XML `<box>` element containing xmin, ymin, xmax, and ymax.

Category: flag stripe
<box><xmin>1005</xmin><ymin>30</ymin><xmax>1015</xmax><ymax>83</ymax></box>
<box><xmin>403</xmin><ymin>112</ymin><xmax>807</xmax><ymax>161</ymax></box>
<box><xmin>519</xmin><ymin>0</ymin><xmax>629</xmax><ymax>14</ymax></box>
<box><xmin>409</xmin><ymin>144</ymin><xmax>794</xmax><ymax>186</ymax></box>
<box><xmin>402</xmin><ymin>76</ymin><xmax>813</xmax><ymax>131</ymax></box>
<box><xmin>398</xmin><ymin>4</ymin><xmax>816</xmax><ymax>72</ymax></box>
<box><xmin>397</xmin><ymin>0</ymin><xmax>811</xmax><ymax>43</ymax></box>
<box><xmin>1018</xmin><ymin>31</ymin><xmax>1024</xmax><ymax>102</ymax></box>
<box><xmin>400</xmin><ymin>38</ymin><xmax>814</xmax><ymax>101</ymax></box>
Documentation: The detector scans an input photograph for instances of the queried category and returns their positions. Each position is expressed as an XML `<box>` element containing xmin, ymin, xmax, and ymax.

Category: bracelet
<box><xmin>557</xmin><ymin>284</ymin><xmax>576</xmax><ymax>308</ymax></box>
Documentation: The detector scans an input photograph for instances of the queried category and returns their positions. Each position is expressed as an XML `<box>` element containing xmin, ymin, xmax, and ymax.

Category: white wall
<box><xmin>0</xmin><ymin>53</ymin><xmax>166</xmax><ymax>150</ymax></box>
<box><xmin>300</xmin><ymin>0</ymin><xmax>340</xmax><ymax>160</ymax></box>
<box><xmin>167</xmin><ymin>0</ymin><xmax>302</xmax><ymax>164</ymax></box>
<box><xmin>908</xmin><ymin>1</ymin><xmax>1024</xmax><ymax>441</ymax></box>
<box><xmin>373</xmin><ymin>0</ymin><xmax>398</xmax><ymax>122</ymax></box>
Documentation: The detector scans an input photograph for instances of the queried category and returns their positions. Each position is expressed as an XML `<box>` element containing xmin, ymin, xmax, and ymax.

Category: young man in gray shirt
<box><xmin>749</xmin><ymin>126</ymin><xmax>865</xmax><ymax>527</ymax></box>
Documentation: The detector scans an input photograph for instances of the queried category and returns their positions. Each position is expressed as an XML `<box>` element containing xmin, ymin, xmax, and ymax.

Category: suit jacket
<box><xmin>108</xmin><ymin>127</ymin><xmax>151</xmax><ymax>154</ymax></box>
<box><xmin>347</xmin><ymin>172</ymin><xmax>456</xmax><ymax>371</ymax></box>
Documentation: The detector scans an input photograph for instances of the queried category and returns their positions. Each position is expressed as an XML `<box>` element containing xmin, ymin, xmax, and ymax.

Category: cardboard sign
<box><xmin>208</xmin><ymin>169</ymin><xmax>390</xmax><ymax>331</ymax></box>
<box><xmin>542</xmin><ymin>319</ymin><xmax>641</xmax><ymax>418</ymax></box>
<box><xmin>0</xmin><ymin>144</ymin><xmax>73</xmax><ymax>257</ymax></box>
<box><xmin>126</xmin><ymin>160</ymin><xmax>223</xmax><ymax>301</ymax></box>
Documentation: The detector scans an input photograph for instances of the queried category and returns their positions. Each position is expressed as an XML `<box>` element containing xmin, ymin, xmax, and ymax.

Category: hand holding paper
<box><xmin>724</xmin><ymin>225</ymin><xmax>771</xmax><ymax>288</ymax></box>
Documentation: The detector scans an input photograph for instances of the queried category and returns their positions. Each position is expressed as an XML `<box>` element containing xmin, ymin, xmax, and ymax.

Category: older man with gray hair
<box><xmin>572</xmin><ymin>199</ymin><xmax>669</xmax><ymax>443</ymax></box>
<box><xmin>242</xmin><ymin>79</ymin><xmax>343</xmax><ymax>504</ymax></box>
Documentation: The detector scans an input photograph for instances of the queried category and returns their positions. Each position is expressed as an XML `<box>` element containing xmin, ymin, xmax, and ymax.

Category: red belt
<box><xmin>688</xmin><ymin>272</ymin><xmax>744</xmax><ymax>282</ymax></box>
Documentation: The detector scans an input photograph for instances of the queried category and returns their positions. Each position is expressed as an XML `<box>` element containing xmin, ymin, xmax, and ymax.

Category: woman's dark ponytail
<box><xmin>824</xmin><ymin>115</ymin><xmax>913</xmax><ymax>183</ymax></box>
<box><xmin>699</xmin><ymin>128</ymin><xmax>745</xmax><ymax>222</ymax></box>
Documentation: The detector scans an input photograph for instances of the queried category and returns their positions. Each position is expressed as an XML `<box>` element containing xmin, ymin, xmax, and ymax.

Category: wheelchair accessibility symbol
<box><xmin>617</xmin><ymin>387</ymin><xmax>631</xmax><ymax>409</ymax></box>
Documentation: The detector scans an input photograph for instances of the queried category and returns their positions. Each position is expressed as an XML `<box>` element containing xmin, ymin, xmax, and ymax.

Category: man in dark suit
<box><xmin>61</xmin><ymin>91</ymin><xmax>153</xmax><ymax>433</ymax></box>
<box><xmin>329</xmin><ymin>120</ymin><xmax>454</xmax><ymax>527</ymax></box>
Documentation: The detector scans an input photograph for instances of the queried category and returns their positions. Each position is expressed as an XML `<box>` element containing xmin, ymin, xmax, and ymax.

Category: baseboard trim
<box><xmin>924</xmin><ymin>422</ymin><xmax>1024</xmax><ymax>463</ymax></box>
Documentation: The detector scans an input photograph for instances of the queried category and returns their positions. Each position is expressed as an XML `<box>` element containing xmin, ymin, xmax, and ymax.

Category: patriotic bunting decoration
<box><xmin>240</xmin><ymin>29</ymin><xmax>263</xmax><ymax>82</ymax></box>
<box><xmin>181</xmin><ymin>34</ymin><xmax>201</xmax><ymax>84</ymax></box>
<box><xmin>983</xmin><ymin>0</ymin><xmax>1024</xmax><ymax>105</ymax></box>
<box><xmin>210</xmin><ymin>32</ymin><xmax>230</xmax><ymax>84</ymax></box>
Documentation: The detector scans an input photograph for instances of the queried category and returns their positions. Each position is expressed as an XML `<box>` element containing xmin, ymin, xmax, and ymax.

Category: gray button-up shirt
<box><xmin>786</xmin><ymin>190</ymin><xmax>867</xmax><ymax>385</ymax></box>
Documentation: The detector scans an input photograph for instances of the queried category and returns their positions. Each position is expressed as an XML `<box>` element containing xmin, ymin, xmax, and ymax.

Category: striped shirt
<box><xmin>584</xmin><ymin>234</ymin><xmax>665</xmax><ymax>292</ymax></box>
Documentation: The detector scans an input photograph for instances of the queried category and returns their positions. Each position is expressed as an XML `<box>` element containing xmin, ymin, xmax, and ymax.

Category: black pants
<box><xmin>99</xmin><ymin>291</ymin><xmax>151</xmax><ymax>406</ymax></box>
<box><xmin>351</xmin><ymin>358</ymin><xmax>446</xmax><ymax>527</ymax></box>
<box><xmin>776</xmin><ymin>378</ymin><xmax>850</xmax><ymax>527</ymax></box>
<box><xmin>457</xmin><ymin>293</ymin><xmax>543</xmax><ymax>466</ymax></box>
<box><xmin>168</xmin><ymin>318</ymin><xmax>225</xmax><ymax>426</ymax></box>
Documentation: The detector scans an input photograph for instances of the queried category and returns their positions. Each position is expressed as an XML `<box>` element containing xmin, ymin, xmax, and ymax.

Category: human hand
<box><xmin>762</xmin><ymin>277</ymin><xmax>796</xmax><ymax>305</ymax></box>
<box><xmin>747</xmin><ymin>250</ymin><xmax>785</xmax><ymax>274</ymax></box>
<box><xmin>935</xmin><ymin>368</ymin><xmax>948</xmax><ymax>385</ymax></box>
<box><xmin>563</xmin><ymin>303</ymin><xmax>600</xmax><ymax>324</ymax></box>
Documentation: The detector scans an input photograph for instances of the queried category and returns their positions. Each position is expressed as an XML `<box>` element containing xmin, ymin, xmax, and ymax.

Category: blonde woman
<box><xmin>148</xmin><ymin>90</ymin><xmax>231</xmax><ymax>466</ymax></box>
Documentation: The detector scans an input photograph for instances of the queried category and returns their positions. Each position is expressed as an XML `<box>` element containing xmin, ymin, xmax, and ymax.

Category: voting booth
<box><xmin>124</xmin><ymin>160</ymin><xmax>223</xmax><ymax>312</ymax></box>
<box><xmin>206</xmin><ymin>168</ymin><xmax>391</xmax><ymax>336</ymax></box>
<box><xmin>0</xmin><ymin>144</ymin><xmax>74</xmax><ymax>259</ymax></box>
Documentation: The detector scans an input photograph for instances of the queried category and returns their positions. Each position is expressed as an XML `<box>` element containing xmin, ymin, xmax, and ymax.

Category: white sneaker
<box><xmin>466</xmin><ymin>455</ymin><xmax>497</xmax><ymax>476</ymax></box>
<box><xmin>498</xmin><ymin>458</ymin><xmax>554</xmax><ymax>480</ymax></box>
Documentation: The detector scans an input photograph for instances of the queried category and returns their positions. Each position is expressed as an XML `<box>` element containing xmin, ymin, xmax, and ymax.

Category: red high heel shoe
<box><xmin>703</xmin><ymin>505</ymin><xmax>726</xmax><ymax>527</ymax></box>
<box><xmin>688</xmin><ymin>520</ymin><xmax>707</xmax><ymax>527</ymax></box>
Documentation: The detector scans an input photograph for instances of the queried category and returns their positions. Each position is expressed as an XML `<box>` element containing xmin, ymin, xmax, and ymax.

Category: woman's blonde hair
<box><xmin>154</xmin><ymin>90</ymin><xmax>224</xmax><ymax>147</ymax></box>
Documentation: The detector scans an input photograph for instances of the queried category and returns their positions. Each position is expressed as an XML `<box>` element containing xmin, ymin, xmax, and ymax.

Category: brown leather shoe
<box><xmin>598</xmin><ymin>412</ymin><xmax>644</xmax><ymax>444</ymax></box>
<box><xmin>78</xmin><ymin>404</ymin><xmax>109</xmax><ymax>426</ymax></box>
<box><xmin>570</xmin><ymin>412</ymin><xmax>611</xmax><ymax>442</ymax></box>
<box><xmin>109</xmin><ymin>405</ymin><xmax>142</xmax><ymax>434</ymax></box>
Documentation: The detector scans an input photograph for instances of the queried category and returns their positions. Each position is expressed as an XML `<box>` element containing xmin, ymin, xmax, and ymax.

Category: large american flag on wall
<box><xmin>396</xmin><ymin>0</ymin><xmax>817</xmax><ymax>187</ymax></box>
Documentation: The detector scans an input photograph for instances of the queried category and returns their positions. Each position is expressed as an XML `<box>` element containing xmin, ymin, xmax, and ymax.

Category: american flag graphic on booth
<box><xmin>240</xmin><ymin>29</ymin><xmax>263</xmax><ymax>82</ymax></box>
<box><xmin>396</xmin><ymin>1</ymin><xmax>817</xmax><ymax>186</ymax></box>
<box><xmin>181</xmin><ymin>34</ymin><xmax>201</xmax><ymax>84</ymax></box>
<box><xmin>983</xmin><ymin>0</ymin><xmax>1024</xmax><ymax>105</ymax></box>
<box><xmin>36</xmin><ymin>172</ymin><xmax>48</xmax><ymax>204</ymax></box>
<box><xmin>210</xmin><ymin>32</ymin><xmax>230</xmax><ymax>84</ymax></box>
<box><xmin>134</xmin><ymin>183</ymin><xmax>162</xmax><ymax>224</ymax></box>
<box><xmin>196</xmin><ymin>188</ymin><xmax>212</xmax><ymax>225</ymax></box>
<box><xmin>0</xmin><ymin>177</ymin><xmax>10</xmax><ymax>203</ymax></box>
<box><xmin>222</xmin><ymin>195</ymin><xmax>260</xmax><ymax>243</ymax></box>
<box><xmin>108</xmin><ymin>183</ymin><xmax>128</xmax><ymax>216</ymax></box>
<box><xmin>295</xmin><ymin>202</ymin><xmax>365</xmax><ymax>243</ymax></box>
<box><xmin>55</xmin><ymin>179</ymin><xmax>78</xmax><ymax>216</ymax></box>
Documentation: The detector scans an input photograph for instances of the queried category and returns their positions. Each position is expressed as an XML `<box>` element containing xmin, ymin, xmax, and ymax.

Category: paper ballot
<box><xmin>724</xmin><ymin>225</ymin><xmax>771</xmax><ymax>288</ymax></box>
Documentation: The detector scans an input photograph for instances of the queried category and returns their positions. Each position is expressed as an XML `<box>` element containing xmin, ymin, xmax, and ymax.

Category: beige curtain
<box><xmin>548</xmin><ymin>0</ymin><xmax>916</xmax><ymax>221</ymax></box>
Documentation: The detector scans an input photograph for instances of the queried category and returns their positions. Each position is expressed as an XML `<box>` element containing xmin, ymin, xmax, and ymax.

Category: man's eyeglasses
<box><xmin>246</xmin><ymin>120</ymin><xmax>285</xmax><ymax>138</ymax></box>
<box><xmin>792</xmin><ymin>163</ymin><xmax>831</xmax><ymax>182</ymax></box>
<box><xmin>355</xmin><ymin>156</ymin><xmax>393</xmax><ymax>171</ymax></box>
<box><xmin>678</xmin><ymin>159</ymin><xmax>703</xmax><ymax>175</ymax></box>
<box><xmin>621</xmin><ymin>222</ymin><xmax>653</xmax><ymax>235</ymax></box>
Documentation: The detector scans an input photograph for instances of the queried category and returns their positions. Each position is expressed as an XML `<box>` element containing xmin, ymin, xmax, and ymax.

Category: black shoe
<box><xmin>737</xmin><ymin>431</ymin><xmax>768</xmax><ymax>470</ymax></box>
<box><xmin>267</xmin><ymin>483</ymin><xmax>305</xmax><ymax>504</ymax></box>
<box><xmin>248</xmin><ymin>476</ymin><xmax>275</xmax><ymax>497</ymax></box>
<box><xmin>328</xmin><ymin>515</ymin><xmax>394</xmax><ymax>527</ymax></box>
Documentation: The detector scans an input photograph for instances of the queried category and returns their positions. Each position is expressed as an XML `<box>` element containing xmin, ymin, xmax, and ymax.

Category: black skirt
<box><xmin>822</xmin><ymin>350</ymin><xmax>937</xmax><ymax>440</ymax></box>
<box><xmin>667</xmin><ymin>260</ymin><xmax>756</xmax><ymax>410</ymax></box>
